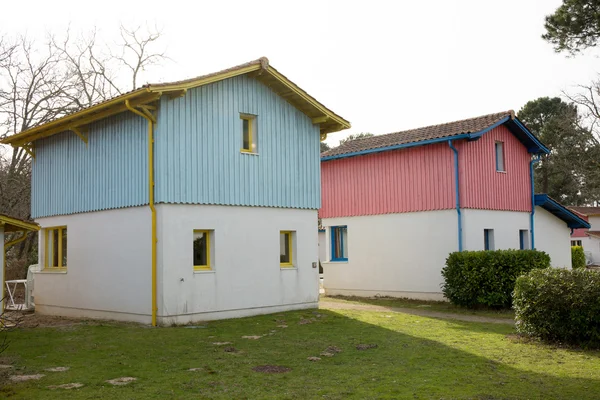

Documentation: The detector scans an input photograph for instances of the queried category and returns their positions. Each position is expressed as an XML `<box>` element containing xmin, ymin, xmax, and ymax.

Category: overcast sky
<box><xmin>2</xmin><ymin>0</ymin><xmax>598</xmax><ymax>146</ymax></box>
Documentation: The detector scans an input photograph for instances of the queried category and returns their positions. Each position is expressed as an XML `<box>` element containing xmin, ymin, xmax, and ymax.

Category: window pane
<box><xmin>495</xmin><ymin>142</ymin><xmax>504</xmax><ymax>171</ymax></box>
<box><xmin>47</xmin><ymin>230</ymin><xmax>55</xmax><ymax>268</ymax></box>
<box><xmin>242</xmin><ymin>119</ymin><xmax>250</xmax><ymax>150</ymax></box>
<box><xmin>280</xmin><ymin>232</ymin><xmax>290</xmax><ymax>263</ymax></box>
<box><xmin>62</xmin><ymin>228</ymin><xmax>68</xmax><ymax>267</ymax></box>
<box><xmin>341</xmin><ymin>227</ymin><xmax>348</xmax><ymax>258</ymax></box>
<box><xmin>193</xmin><ymin>231</ymin><xmax>208</xmax><ymax>267</ymax></box>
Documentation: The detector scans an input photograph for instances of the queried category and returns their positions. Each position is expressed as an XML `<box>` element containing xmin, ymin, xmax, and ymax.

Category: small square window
<box><xmin>193</xmin><ymin>230</ymin><xmax>212</xmax><ymax>271</ymax></box>
<box><xmin>519</xmin><ymin>230</ymin><xmax>530</xmax><ymax>250</ymax></box>
<box><xmin>484</xmin><ymin>229</ymin><xmax>495</xmax><ymax>251</ymax></box>
<box><xmin>331</xmin><ymin>226</ymin><xmax>348</xmax><ymax>261</ymax></box>
<box><xmin>280</xmin><ymin>231</ymin><xmax>294</xmax><ymax>267</ymax></box>
<box><xmin>495</xmin><ymin>142</ymin><xmax>505</xmax><ymax>172</ymax></box>
<box><xmin>45</xmin><ymin>226</ymin><xmax>67</xmax><ymax>269</ymax></box>
<box><xmin>241</xmin><ymin>114</ymin><xmax>257</xmax><ymax>153</ymax></box>
<box><xmin>571</xmin><ymin>240</ymin><xmax>582</xmax><ymax>247</ymax></box>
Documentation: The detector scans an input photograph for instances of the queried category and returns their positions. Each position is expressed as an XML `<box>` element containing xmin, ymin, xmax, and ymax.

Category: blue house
<box><xmin>1</xmin><ymin>58</ymin><xmax>350</xmax><ymax>325</ymax></box>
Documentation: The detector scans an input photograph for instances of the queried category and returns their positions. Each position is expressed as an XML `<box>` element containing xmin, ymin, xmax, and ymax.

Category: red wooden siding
<box><xmin>457</xmin><ymin>125</ymin><xmax>531</xmax><ymax>212</ymax></box>
<box><xmin>320</xmin><ymin>143</ymin><xmax>456</xmax><ymax>218</ymax></box>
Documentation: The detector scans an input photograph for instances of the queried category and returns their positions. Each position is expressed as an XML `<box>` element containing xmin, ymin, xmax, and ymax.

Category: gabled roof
<box><xmin>1</xmin><ymin>57</ymin><xmax>350</xmax><ymax>147</ymax></box>
<box><xmin>534</xmin><ymin>194</ymin><xmax>591</xmax><ymax>229</ymax></box>
<box><xmin>0</xmin><ymin>213</ymin><xmax>40</xmax><ymax>232</ymax></box>
<box><xmin>568</xmin><ymin>206</ymin><xmax>600</xmax><ymax>217</ymax></box>
<box><xmin>586</xmin><ymin>231</ymin><xmax>600</xmax><ymax>239</ymax></box>
<box><xmin>321</xmin><ymin>110</ymin><xmax>549</xmax><ymax>161</ymax></box>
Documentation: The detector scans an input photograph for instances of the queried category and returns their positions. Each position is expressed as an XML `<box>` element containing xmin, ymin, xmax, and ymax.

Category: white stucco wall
<box><xmin>318</xmin><ymin>230</ymin><xmax>326</xmax><ymax>264</ymax></box>
<box><xmin>588</xmin><ymin>216</ymin><xmax>600</xmax><ymax>230</ymax></box>
<box><xmin>321</xmin><ymin>210</ymin><xmax>458</xmax><ymax>300</ymax></box>
<box><xmin>156</xmin><ymin>204</ymin><xmax>319</xmax><ymax>324</ymax></box>
<box><xmin>34</xmin><ymin>206</ymin><xmax>153</xmax><ymax>323</ymax></box>
<box><xmin>462</xmin><ymin>209</ymin><xmax>530</xmax><ymax>251</ymax></box>
<box><xmin>535</xmin><ymin>206</ymin><xmax>571</xmax><ymax>268</ymax></box>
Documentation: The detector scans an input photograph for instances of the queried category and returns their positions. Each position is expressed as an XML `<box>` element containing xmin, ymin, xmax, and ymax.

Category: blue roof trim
<box><xmin>534</xmin><ymin>194</ymin><xmax>590</xmax><ymax>229</ymax></box>
<box><xmin>322</xmin><ymin>115</ymin><xmax>549</xmax><ymax>162</ymax></box>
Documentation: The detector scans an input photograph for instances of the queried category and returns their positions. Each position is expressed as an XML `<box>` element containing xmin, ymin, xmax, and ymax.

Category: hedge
<box><xmin>571</xmin><ymin>246</ymin><xmax>586</xmax><ymax>269</ymax></box>
<box><xmin>514</xmin><ymin>268</ymin><xmax>600</xmax><ymax>346</ymax></box>
<box><xmin>441</xmin><ymin>249</ymin><xmax>550</xmax><ymax>308</ymax></box>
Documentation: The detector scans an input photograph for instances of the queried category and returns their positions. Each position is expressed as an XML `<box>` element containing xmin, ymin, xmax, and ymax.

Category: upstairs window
<box><xmin>484</xmin><ymin>229</ymin><xmax>495</xmax><ymax>251</ymax></box>
<box><xmin>519</xmin><ymin>230</ymin><xmax>530</xmax><ymax>250</ymax></box>
<box><xmin>495</xmin><ymin>142</ymin><xmax>505</xmax><ymax>172</ymax></box>
<box><xmin>571</xmin><ymin>240</ymin><xmax>582</xmax><ymax>247</ymax></box>
<box><xmin>280</xmin><ymin>231</ymin><xmax>294</xmax><ymax>268</ymax></box>
<box><xmin>46</xmin><ymin>226</ymin><xmax>67</xmax><ymax>269</ymax></box>
<box><xmin>331</xmin><ymin>226</ymin><xmax>348</xmax><ymax>261</ymax></box>
<box><xmin>193</xmin><ymin>230</ymin><xmax>212</xmax><ymax>271</ymax></box>
<box><xmin>241</xmin><ymin>114</ymin><xmax>257</xmax><ymax>153</ymax></box>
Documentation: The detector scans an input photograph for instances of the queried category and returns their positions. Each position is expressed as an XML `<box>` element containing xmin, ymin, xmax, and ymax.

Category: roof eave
<box><xmin>534</xmin><ymin>194</ymin><xmax>591</xmax><ymax>229</ymax></box>
<box><xmin>0</xmin><ymin>215</ymin><xmax>40</xmax><ymax>232</ymax></box>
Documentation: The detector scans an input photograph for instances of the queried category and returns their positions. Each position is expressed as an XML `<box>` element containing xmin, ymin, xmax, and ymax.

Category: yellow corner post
<box><xmin>125</xmin><ymin>100</ymin><xmax>158</xmax><ymax>327</ymax></box>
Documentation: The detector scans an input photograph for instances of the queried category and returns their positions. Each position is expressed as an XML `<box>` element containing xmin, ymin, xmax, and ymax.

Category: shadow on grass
<box><xmin>1</xmin><ymin>308</ymin><xmax>599</xmax><ymax>399</ymax></box>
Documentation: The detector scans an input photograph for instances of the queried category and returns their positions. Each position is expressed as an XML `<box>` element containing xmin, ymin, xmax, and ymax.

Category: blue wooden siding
<box><xmin>32</xmin><ymin>113</ymin><xmax>148</xmax><ymax>218</ymax></box>
<box><xmin>154</xmin><ymin>75</ymin><xmax>321</xmax><ymax>209</ymax></box>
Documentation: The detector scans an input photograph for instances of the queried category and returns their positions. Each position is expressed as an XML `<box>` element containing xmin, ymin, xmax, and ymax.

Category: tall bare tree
<box><xmin>0</xmin><ymin>25</ymin><xmax>168</xmax><ymax>276</ymax></box>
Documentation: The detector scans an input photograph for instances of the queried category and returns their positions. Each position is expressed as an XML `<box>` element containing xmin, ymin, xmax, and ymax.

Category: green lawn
<box><xmin>322</xmin><ymin>295</ymin><xmax>515</xmax><ymax>320</ymax></box>
<box><xmin>1</xmin><ymin>305</ymin><xmax>599</xmax><ymax>399</ymax></box>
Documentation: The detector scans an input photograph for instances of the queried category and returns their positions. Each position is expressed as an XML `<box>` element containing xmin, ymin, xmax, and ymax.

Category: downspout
<box><xmin>529</xmin><ymin>155</ymin><xmax>541</xmax><ymax>249</ymax></box>
<box><xmin>448</xmin><ymin>140</ymin><xmax>463</xmax><ymax>251</ymax></box>
<box><xmin>125</xmin><ymin>100</ymin><xmax>158</xmax><ymax>327</ymax></box>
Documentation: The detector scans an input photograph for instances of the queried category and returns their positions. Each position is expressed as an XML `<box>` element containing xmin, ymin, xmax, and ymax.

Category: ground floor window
<box><xmin>571</xmin><ymin>240</ymin><xmax>582</xmax><ymax>247</ymax></box>
<box><xmin>484</xmin><ymin>229</ymin><xmax>495</xmax><ymax>251</ymax></box>
<box><xmin>519</xmin><ymin>230</ymin><xmax>530</xmax><ymax>250</ymax></box>
<box><xmin>193</xmin><ymin>230</ymin><xmax>212</xmax><ymax>271</ymax></box>
<box><xmin>280</xmin><ymin>231</ymin><xmax>295</xmax><ymax>267</ymax></box>
<box><xmin>331</xmin><ymin>226</ymin><xmax>348</xmax><ymax>261</ymax></box>
<box><xmin>45</xmin><ymin>226</ymin><xmax>67</xmax><ymax>269</ymax></box>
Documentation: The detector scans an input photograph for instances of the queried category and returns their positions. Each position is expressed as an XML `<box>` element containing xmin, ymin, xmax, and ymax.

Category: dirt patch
<box><xmin>356</xmin><ymin>344</ymin><xmax>378</xmax><ymax>350</ymax></box>
<box><xmin>325</xmin><ymin>346</ymin><xmax>342</xmax><ymax>353</ymax></box>
<box><xmin>48</xmin><ymin>383</ymin><xmax>84</xmax><ymax>389</ymax></box>
<box><xmin>223</xmin><ymin>346</ymin><xmax>238</xmax><ymax>353</ymax></box>
<box><xmin>307</xmin><ymin>356</ymin><xmax>321</xmax><ymax>361</ymax></box>
<box><xmin>9</xmin><ymin>374</ymin><xmax>45</xmax><ymax>382</ymax></box>
<box><xmin>252</xmin><ymin>365</ymin><xmax>291</xmax><ymax>373</ymax></box>
<box><xmin>0</xmin><ymin>365</ymin><xmax>12</xmax><ymax>369</ymax></box>
<box><xmin>276</xmin><ymin>324</ymin><xmax>288</xmax><ymax>328</ymax></box>
<box><xmin>45</xmin><ymin>366</ymin><xmax>69</xmax><ymax>372</ymax></box>
<box><xmin>320</xmin><ymin>352</ymin><xmax>335</xmax><ymax>357</ymax></box>
<box><xmin>242</xmin><ymin>335</ymin><xmax>262</xmax><ymax>340</ymax></box>
<box><xmin>298</xmin><ymin>319</ymin><xmax>312</xmax><ymax>325</ymax></box>
<box><xmin>6</xmin><ymin>312</ymin><xmax>84</xmax><ymax>329</ymax></box>
<box><xmin>106</xmin><ymin>377</ymin><xmax>136</xmax><ymax>386</ymax></box>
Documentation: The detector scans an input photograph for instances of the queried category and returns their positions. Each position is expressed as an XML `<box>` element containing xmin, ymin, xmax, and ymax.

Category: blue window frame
<box><xmin>331</xmin><ymin>226</ymin><xmax>348</xmax><ymax>261</ymax></box>
<box><xmin>519</xmin><ymin>230</ymin><xmax>529</xmax><ymax>250</ymax></box>
<box><xmin>484</xmin><ymin>229</ymin><xmax>494</xmax><ymax>250</ymax></box>
<box><xmin>495</xmin><ymin>142</ymin><xmax>505</xmax><ymax>172</ymax></box>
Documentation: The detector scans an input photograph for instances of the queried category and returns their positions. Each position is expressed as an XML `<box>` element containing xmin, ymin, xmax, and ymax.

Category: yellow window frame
<box><xmin>193</xmin><ymin>230</ymin><xmax>212</xmax><ymax>271</ymax></box>
<box><xmin>240</xmin><ymin>114</ymin><xmax>254</xmax><ymax>153</ymax></box>
<box><xmin>45</xmin><ymin>226</ymin><xmax>67</xmax><ymax>270</ymax></box>
<box><xmin>280</xmin><ymin>231</ymin><xmax>293</xmax><ymax>268</ymax></box>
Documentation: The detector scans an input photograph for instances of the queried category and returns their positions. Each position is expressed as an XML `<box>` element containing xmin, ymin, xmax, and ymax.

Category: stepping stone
<box><xmin>48</xmin><ymin>383</ymin><xmax>84</xmax><ymax>389</ymax></box>
<box><xmin>106</xmin><ymin>377</ymin><xmax>136</xmax><ymax>386</ymax></box>
<box><xmin>307</xmin><ymin>356</ymin><xmax>321</xmax><ymax>361</ymax></box>
<box><xmin>242</xmin><ymin>335</ymin><xmax>262</xmax><ymax>340</ymax></box>
<box><xmin>356</xmin><ymin>344</ymin><xmax>378</xmax><ymax>350</ymax></box>
<box><xmin>212</xmin><ymin>342</ymin><xmax>232</xmax><ymax>346</ymax></box>
<box><xmin>9</xmin><ymin>374</ymin><xmax>45</xmax><ymax>382</ymax></box>
<box><xmin>320</xmin><ymin>352</ymin><xmax>335</xmax><ymax>357</ymax></box>
<box><xmin>188</xmin><ymin>368</ymin><xmax>203</xmax><ymax>372</ymax></box>
<box><xmin>252</xmin><ymin>365</ymin><xmax>291</xmax><ymax>373</ymax></box>
<box><xmin>298</xmin><ymin>319</ymin><xmax>312</xmax><ymax>325</ymax></box>
<box><xmin>277</xmin><ymin>324</ymin><xmax>288</xmax><ymax>328</ymax></box>
<box><xmin>45</xmin><ymin>367</ymin><xmax>70</xmax><ymax>372</ymax></box>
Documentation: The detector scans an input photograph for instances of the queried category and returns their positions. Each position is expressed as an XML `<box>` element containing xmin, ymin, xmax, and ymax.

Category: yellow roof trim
<box><xmin>265</xmin><ymin>65</ymin><xmax>350</xmax><ymax>132</ymax></box>
<box><xmin>1</xmin><ymin>57</ymin><xmax>350</xmax><ymax>146</ymax></box>
<box><xmin>0</xmin><ymin>214</ymin><xmax>40</xmax><ymax>232</ymax></box>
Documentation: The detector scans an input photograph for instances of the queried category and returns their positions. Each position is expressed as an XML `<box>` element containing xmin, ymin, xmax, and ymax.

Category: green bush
<box><xmin>571</xmin><ymin>246</ymin><xmax>586</xmax><ymax>269</ymax></box>
<box><xmin>514</xmin><ymin>268</ymin><xmax>600</xmax><ymax>346</ymax></box>
<box><xmin>441</xmin><ymin>250</ymin><xmax>550</xmax><ymax>308</ymax></box>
